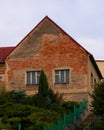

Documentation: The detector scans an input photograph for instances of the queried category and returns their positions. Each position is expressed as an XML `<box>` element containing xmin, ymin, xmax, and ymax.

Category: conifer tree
<box><xmin>38</xmin><ymin>70</ymin><xmax>49</xmax><ymax>97</ymax></box>
<box><xmin>37</xmin><ymin>70</ymin><xmax>61</xmax><ymax>108</ymax></box>
<box><xmin>91</xmin><ymin>81</ymin><xmax>104</xmax><ymax>119</ymax></box>
<box><xmin>37</xmin><ymin>70</ymin><xmax>49</xmax><ymax>107</ymax></box>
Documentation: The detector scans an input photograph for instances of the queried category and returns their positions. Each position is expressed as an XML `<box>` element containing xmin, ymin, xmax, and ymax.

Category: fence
<box><xmin>43</xmin><ymin>99</ymin><xmax>88</xmax><ymax>130</ymax></box>
<box><xmin>83</xmin><ymin>116</ymin><xmax>104</xmax><ymax>130</ymax></box>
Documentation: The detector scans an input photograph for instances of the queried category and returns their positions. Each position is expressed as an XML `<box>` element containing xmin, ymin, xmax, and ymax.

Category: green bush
<box><xmin>0</xmin><ymin>89</ymin><xmax>13</xmax><ymax>105</ymax></box>
<box><xmin>0</xmin><ymin>74</ymin><xmax>79</xmax><ymax>130</ymax></box>
<box><xmin>62</xmin><ymin>101</ymin><xmax>79</xmax><ymax>111</ymax></box>
<box><xmin>91</xmin><ymin>81</ymin><xmax>104</xmax><ymax>118</ymax></box>
<box><xmin>92</xmin><ymin>122</ymin><xmax>104</xmax><ymax>130</ymax></box>
<box><xmin>11</xmin><ymin>90</ymin><xmax>26</xmax><ymax>103</ymax></box>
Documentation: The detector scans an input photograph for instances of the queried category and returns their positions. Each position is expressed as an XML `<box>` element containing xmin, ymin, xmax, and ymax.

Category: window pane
<box><xmin>37</xmin><ymin>71</ymin><xmax>41</xmax><ymax>84</ymax></box>
<box><xmin>55</xmin><ymin>75</ymin><xmax>59</xmax><ymax>83</ymax></box>
<box><xmin>27</xmin><ymin>72</ymin><xmax>30</xmax><ymax>85</ymax></box>
<box><xmin>55</xmin><ymin>70</ymin><xmax>60</xmax><ymax>83</ymax></box>
<box><xmin>66</xmin><ymin>70</ymin><xmax>69</xmax><ymax>83</ymax></box>
<box><xmin>61</xmin><ymin>70</ymin><xmax>64</xmax><ymax>83</ymax></box>
<box><xmin>55</xmin><ymin>70</ymin><xmax>59</xmax><ymax>75</ymax></box>
<box><xmin>32</xmin><ymin>71</ymin><xmax>35</xmax><ymax>84</ymax></box>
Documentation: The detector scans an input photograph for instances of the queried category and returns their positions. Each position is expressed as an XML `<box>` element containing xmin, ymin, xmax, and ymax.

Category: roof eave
<box><xmin>89</xmin><ymin>55</ymin><xmax>103</xmax><ymax>79</ymax></box>
<box><xmin>0</xmin><ymin>61</ymin><xmax>5</xmax><ymax>64</ymax></box>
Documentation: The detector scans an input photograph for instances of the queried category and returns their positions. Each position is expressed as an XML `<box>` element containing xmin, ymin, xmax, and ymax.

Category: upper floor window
<box><xmin>55</xmin><ymin>69</ymin><xmax>70</xmax><ymax>84</ymax></box>
<box><xmin>26</xmin><ymin>71</ymin><xmax>41</xmax><ymax>85</ymax></box>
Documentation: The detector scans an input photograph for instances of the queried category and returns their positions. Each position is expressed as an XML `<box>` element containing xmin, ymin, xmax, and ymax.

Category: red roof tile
<box><xmin>0</xmin><ymin>47</ymin><xmax>15</xmax><ymax>62</ymax></box>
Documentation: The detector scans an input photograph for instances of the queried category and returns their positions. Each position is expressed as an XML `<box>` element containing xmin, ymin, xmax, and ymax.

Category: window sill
<box><xmin>26</xmin><ymin>84</ymin><xmax>38</xmax><ymax>86</ymax></box>
<box><xmin>54</xmin><ymin>83</ymin><xmax>69</xmax><ymax>85</ymax></box>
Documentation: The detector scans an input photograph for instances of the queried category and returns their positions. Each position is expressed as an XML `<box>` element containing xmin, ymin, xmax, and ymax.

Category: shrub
<box><xmin>11</xmin><ymin>90</ymin><xmax>26</xmax><ymax>103</ymax></box>
<box><xmin>91</xmin><ymin>81</ymin><xmax>104</xmax><ymax>119</ymax></box>
<box><xmin>0</xmin><ymin>89</ymin><xmax>12</xmax><ymax>105</ymax></box>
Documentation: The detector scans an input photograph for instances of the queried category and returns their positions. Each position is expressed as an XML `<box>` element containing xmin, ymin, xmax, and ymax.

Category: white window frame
<box><xmin>54</xmin><ymin>68</ymin><xmax>70</xmax><ymax>84</ymax></box>
<box><xmin>26</xmin><ymin>71</ymin><xmax>40</xmax><ymax>85</ymax></box>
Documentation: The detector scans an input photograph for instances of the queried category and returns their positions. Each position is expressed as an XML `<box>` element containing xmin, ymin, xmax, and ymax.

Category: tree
<box><xmin>38</xmin><ymin>70</ymin><xmax>49</xmax><ymax>97</ymax></box>
<box><xmin>91</xmin><ymin>81</ymin><xmax>104</xmax><ymax>119</ymax></box>
<box><xmin>37</xmin><ymin>70</ymin><xmax>50</xmax><ymax>107</ymax></box>
<box><xmin>37</xmin><ymin>70</ymin><xmax>62</xmax><ymax>109</ymax></box>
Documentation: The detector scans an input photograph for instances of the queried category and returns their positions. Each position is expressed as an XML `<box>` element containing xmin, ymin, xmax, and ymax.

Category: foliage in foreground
<box><xmin>0</xmin><ymin>89</ymin><xmax>78</xmax><ymax>130</ymax></box>
<box><xmin>0</xmin><ymin>71</ymin><xmax>79</xmax><ymax>129</ymax></box>
<box><xmin>91</xmin><ymin>81</ymin><xmax>104</xmax><ymax>119</ymax></box>
<box><xmin>37</xmin><ymin>70</ymin><xmax>63</xmax><ymax>109</ymax></box>
<box><xmin>0</xmin><ymin>103</ymin><xmax>61</xmax><ymax>130</ymax></box>
<box><xmin>92</xmin><ymin>121</ymin><xmax>104</xmax><ymax>130</ymax></box>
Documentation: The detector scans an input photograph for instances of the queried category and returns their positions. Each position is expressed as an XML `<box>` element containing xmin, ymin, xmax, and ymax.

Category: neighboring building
<box><xmin>0</xmin><ymin>47</ymin><xmax>15</xmax><ymax>88</ymax></box>
<box><xmin>96</xmin><ymin>60</ymin><xmax>104</xmax><ymax>78</ymax></box>
<box><xmin>0</xmin><ymin>16</ymin><xmax>102</xmax><ymax>103</ymax></box>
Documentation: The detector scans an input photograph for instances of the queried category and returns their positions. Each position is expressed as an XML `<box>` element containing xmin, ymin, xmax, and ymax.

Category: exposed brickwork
<box><xmin>5</xmin><ymin>17</ymin><xmax>101</xmax><ymax>102</ymax></box>
<box><xmin>0</xmin><ymin>64</ymin><xmax>6</xmax><ymax>88</ymax></box>
<box><xmin>63</xmin><ymin>93</ymin><xmax>88</xmax><ymax>102</ymax></box>
<box><xmin>6</xmin><ymin>32</ymin><xmax>88</xmax><ymax>101</ymax></box>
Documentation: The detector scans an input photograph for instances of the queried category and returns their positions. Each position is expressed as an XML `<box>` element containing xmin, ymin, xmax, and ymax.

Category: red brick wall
<box><xmin>6</xmin><ymin>33</ymin><xmax>88</xmax><ymax>101</ymax></box>
<box><xmin>0</xmin><ymin>64</ymin><xmax>6</xmax><ymax>88</ymax></box>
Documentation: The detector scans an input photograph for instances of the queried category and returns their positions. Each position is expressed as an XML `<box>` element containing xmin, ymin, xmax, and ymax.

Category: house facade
<box><xmin>0</xmin><ymin>47</ymin><xmax>15</xmax><ymax>88</ymax></box>
<box><xmin>0</xmin><ymin>16</ymin><xmax>102</xmax><ymax>102</ymax></box>
<box><xmin>96</xmin><ymin>60</ymin><xmax>104</xmax><ymax>78</ymax></box>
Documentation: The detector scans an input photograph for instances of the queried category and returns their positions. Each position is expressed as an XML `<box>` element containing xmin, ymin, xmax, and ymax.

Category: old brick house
<box><xmin>0</xmin><ymin>16</ymin><xmax>102</xmax><ymax>102</ymax></box>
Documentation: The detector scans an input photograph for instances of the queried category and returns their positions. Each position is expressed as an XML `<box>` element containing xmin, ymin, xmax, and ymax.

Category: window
<box><xmin>55</xmin><ymin>69</ymin><xmax>70</xmax><ymax>84</ymax></box>
<box><xmin>94</xmin><ymin>78</ymin><xmax>96</xmax><ymax>85</ymax></box>
<box><xmin>91</xmin><ymin>73</ymin><xmax>93</xmax><ymax>87</ymax></box>
<box><xmin>26</xmin><ymin>71</ymin><xmax>40</xmax><ymax>85</ymax></box>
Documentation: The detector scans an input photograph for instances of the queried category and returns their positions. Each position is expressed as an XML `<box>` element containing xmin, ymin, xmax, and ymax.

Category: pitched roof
<box><xmin>14</xmin><ymin>16</ymin><xmax>92</xmax><ymax>55</ymax></box>
<box><xmin>0</xmin><ymin>47</ymin><xmax>15</xmax><ymax>63</ymax></box>
<box><xmin>89</xmin><ymin>55</ymin><xmax>102</xmax><ymax>79</ymax></box>
<box><xmin>1</xmin><ymin>16</ymin><xmax>102</xmax><ymax>79</ymax></box>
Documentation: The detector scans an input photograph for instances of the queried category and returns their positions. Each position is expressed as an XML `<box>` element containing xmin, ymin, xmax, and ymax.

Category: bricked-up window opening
<box><xmin>26</xmin><ymin>71</ymin><xmax>41</xmax><ymax>85</ymax></box>
<box><xmin>55</xmin><ymin>69</ymin><xmax>70</xmax><ymax>84</ymax></box>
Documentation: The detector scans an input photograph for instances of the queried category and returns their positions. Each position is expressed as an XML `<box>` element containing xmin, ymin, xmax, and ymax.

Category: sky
<box><xmin>0</xmin><ymin>0</ymin><xmax>104</xmax><ymax>60</ymax></box>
